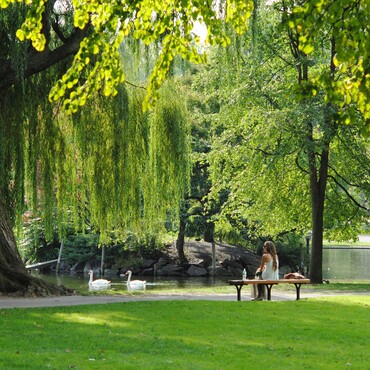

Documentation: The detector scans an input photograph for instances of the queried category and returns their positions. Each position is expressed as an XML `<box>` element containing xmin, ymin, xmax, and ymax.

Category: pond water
<box><xmin>31</xmin><ymin>271</ymin><xmax>232</xmax><ymax>294</ymax></box>
<box><xmin>322</xmin><ymin>246</ymin><xmax>370</xmax><ymax>280</ymax></box>
<box><xmin>31</xmin><ymin>246</ymin><xmax>370</xmax><ymax>293</ymax></box>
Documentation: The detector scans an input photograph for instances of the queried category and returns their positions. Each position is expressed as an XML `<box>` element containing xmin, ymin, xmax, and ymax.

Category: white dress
<box><xmin>262</xmin><ymin>259</ymin><xmax>279</xmax><ymax>280</ymax></box>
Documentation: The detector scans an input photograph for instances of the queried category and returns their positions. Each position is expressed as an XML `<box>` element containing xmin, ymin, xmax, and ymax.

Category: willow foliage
<box><xmin>1</xmin><ymin>76</ymin><xmax>190</xmax><ymax>245</ymax></box>
<box><xmin>0</xmin><ymin>1</ymin><xmax>193</xmax><ymax>246</ymax></box>
<box><xmin>144</xmin><ymin>82</ymin><xmax>191</xmax><ymax>229</ymax></box>
<box><xmin>1</xmin><ymin>0</ymin><xmax>254</xmax><ymax>113</ymax></box>
<box><xmin>57</xmin><ymin>82</ymin><xmax>190</xmax><ymax>243</ymax></box>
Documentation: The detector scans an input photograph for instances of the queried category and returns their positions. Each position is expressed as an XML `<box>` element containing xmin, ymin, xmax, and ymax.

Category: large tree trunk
<box><xmin>308</xmin><ymin>140</ymin><xmax>329</xmax><ymax>284</ymax></box>
<box><xmin>0</xmin><ymin>200</ymin><xmax>74</xmax><ymax>296</ymax></box>
<box><xmin>310</xmin><ymin>191</ymin><xmax>325</xmax><ymax>283</ymax></box>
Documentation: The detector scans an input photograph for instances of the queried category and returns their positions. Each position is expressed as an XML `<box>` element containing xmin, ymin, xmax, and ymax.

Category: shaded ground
<box><xmin>1</xmin><ymin>290</ymin><xmax>369</xmax><ymax>309</ymax></box>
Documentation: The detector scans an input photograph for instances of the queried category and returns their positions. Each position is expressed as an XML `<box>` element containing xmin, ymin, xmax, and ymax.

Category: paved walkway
<box><xmin>0</xmin><ymin>294</ymin><xmax>235</xmax><ymax>309</ymax></box>
<box><xmin>1</xmin><ymin>291</ymin><xmax>368</xmax><ymax>309</ymax></box>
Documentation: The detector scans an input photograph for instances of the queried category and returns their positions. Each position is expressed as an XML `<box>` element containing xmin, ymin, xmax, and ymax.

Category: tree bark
<box><xmin>287</xmin><ymin>14</ymin><xmax>334</xmax><ymax>284</ymax></box>
<box><xmin>307</xmin><ymin>134</ymin><xmax>329</xmax><ymax>284</ymax></box>
<box><xmin>0</xmin><ymin>26</ymin><xmax>88</xmax><ymax>92</ymax></box>
<box><xmin>176</xmin><ymin>218</ymin><xmax>188</xmax><ymax>265</ymax></box>
<box><xmin>307</xmin><ymin>37</ymin><xmax>337</xmax><ymax>284</ymax></box>
<box><xmin>0</xmin><ymin>7</ymin><xmax>88</xmax><ymax>296</ymax></box>
<box><xmin>0</xmin><ymin>196</ymin><xmax>74</xmax><ymax>297</ymax></box>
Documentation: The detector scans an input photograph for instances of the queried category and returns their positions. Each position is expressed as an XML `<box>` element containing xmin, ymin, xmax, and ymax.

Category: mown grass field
<box><xmin>1</xmin><ymin>294</ymin><xmax>369</xmax><ymax>369</ymax></box>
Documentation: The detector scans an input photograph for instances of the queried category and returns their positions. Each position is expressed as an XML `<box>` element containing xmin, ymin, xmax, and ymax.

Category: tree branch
<box><xmin>327</xmin><ymin>174</ymin><xmax>368</xmax><ymax>211</ymax></box>
<box><xmin>0</xmin><ymin>27</ymin><xmax>89</xmax><ymax>92</ymax></box>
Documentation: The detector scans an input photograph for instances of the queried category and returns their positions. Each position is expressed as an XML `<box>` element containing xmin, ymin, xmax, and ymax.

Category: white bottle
<box><xmin>242</xmin><ymin>268</ymin><xmax>246</xmax><ymax>280</ymax></box>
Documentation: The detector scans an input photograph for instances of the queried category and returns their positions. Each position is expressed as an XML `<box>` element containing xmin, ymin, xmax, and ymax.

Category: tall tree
<box><xmin>0</xmin><ymin>2</ymin><xmax>195</xmax><ymax>295</ymax></box>
<box><xmin>282</xmin><ymin>0</ymin><xmax>370</xmax><ymax>282</ymax></box>
<box><xmin>0</xmin><ymin>2</ymin><xmax>88</xmax><ymax>295</ymax></box>
<box><xmin>0</xmin><ymin>0</ymin><xmax>255</xmax><ymax>295</ymax></box>
<box><xmin>201</xmin><ymin>1</ymin><xmax>370</xmax><ymax>283</ymax></box>
<box><xmin>1</xmin><ymin>0</ymin><xmax>368</xmax><ymax>293</ymax></box>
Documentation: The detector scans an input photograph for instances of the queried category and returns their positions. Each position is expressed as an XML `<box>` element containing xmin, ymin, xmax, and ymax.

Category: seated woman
<box><xmin>252</xmin><ymin>240</ymin><xmax>279</xmax><ymax>301</ymax></box>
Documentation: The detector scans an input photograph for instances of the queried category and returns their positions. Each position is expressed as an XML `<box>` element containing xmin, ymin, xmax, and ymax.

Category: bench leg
<box><xmin>235</xmin><ymin>285</ymin><xmax>242</xmax><ymax>301</ymax></box>
<box><xmin>265</xmin><ymin>284</ymin><xmax>273</xmax><ymax>300</ymax></box>
<box><xmin>293</xmin><ymin>283</ymin><xmax>302</xmax><ymax>300</ymax></box>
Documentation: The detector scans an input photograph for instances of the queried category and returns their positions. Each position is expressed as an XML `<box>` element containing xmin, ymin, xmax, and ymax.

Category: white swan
<box><xmin>125</xmin><ymin>270</ymin><xmax>146</xmax><ymax>288</ymax></box>
<box><xmin>88</xmin><ymin>270</ymin><xmax>111</xmax><ymax>291</ymax></box>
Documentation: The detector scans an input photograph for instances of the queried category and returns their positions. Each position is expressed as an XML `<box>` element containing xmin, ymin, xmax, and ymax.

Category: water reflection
<box><xmin>31</xmin><ymin>247</ymin><xmax>370</xmax><ymax>293</ymax></box>
<box><xmin>323</xmin><ymin>247</ymin><xmax>370</xmax><ymax>280</ymax></box>
<box><xmin>31</xmin><ymin>271</ymin><xmax>232</xmax><ymax>294</ymax></box>
<box><xmin>126</xmin><ymin>284</ymin><xmax>146</xmax><ymax>292</ymax></box>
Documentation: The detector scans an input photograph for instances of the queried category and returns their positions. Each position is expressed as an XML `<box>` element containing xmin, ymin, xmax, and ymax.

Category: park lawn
<box><xmin>0</xmin><ymin>296</ymin><xmax>369</xmax><ymax>370</ymax></box>
<box><xmin>86</xmin><ymin>280</ymin><xmax>370</xmax><ymax>297</ymax></box>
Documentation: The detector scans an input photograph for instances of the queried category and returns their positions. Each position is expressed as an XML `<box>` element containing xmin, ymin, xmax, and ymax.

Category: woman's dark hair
<box><xmin>264</xmin><ymin>241</ymin><xmax>278</xmax><ymax>270</ymax></box>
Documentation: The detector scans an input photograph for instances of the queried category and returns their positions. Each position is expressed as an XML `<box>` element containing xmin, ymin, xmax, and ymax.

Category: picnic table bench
<box><xmin>228</xmin><ymin>278</ymin><xmax>311</xmax><ymax>301</ymax></box>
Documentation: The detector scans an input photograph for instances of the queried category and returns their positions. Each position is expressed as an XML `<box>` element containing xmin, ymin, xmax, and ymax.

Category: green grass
<box><xmin>88</xmin><ymin>280</ymin><xmax>370</xmax><ymax>297</ymax></box>
<box><xmin>1</xmin><ymin>296</ymin><xmax>369</xmax><ymax>369</ymax></box>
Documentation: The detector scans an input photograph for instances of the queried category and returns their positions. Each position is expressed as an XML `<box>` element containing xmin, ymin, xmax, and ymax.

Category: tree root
<box><xmin>0</xmin><ymin>271</ymin><xmax>76</xmax><ymax>297</ymax></box>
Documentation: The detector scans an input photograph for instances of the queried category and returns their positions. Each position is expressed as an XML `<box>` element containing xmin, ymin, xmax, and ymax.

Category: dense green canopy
<box><xmin>3</xmin><ymin>0</ymin><xmax>253</xmax><ymax>112</ymax></box>
<box><xmin>0</xmin><ymin>1</ymin><xmax>195</xmax><ymax>294</ymax></box>
<box><xmin>2</xmin><ymin>1</ymin><xmax>368</xmax><ymax>129</ymax></box>
<box><xmin>185</xmin><ymin>0</ymin><xmax>370</xmax><ymax>283</ymax></box>
<box><xmin>0</xmin><ymin>0</ymin><xmax>369</xmax><ymax>293</ymax></box>
<box><xmin>287</xmin><ymin>0</ymin><xmax>370</xmax><ymax>130</ymax></box>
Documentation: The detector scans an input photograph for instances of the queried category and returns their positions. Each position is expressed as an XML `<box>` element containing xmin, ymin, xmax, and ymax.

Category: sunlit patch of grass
<box><xmin>83</xmin><ymin>280</ymin><xmax>370</xmax><ymax>298</ymax></box>
<box><xmin>1</xmin><ymin>296</ymin><xmax>369</xmax><ymax>369</ymax></box>
<box><xmin>310</xmin><ymin>295</ymin><xmax>370</xmax><ymax>306</ymax></box>
<box><xmin>51</xmin><ymin>311</ymin><xmax>138</xmax><ymax>327</ymax></box>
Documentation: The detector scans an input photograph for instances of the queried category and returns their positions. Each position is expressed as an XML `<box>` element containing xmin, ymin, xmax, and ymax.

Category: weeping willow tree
<box><xmin>0</xmin><ymin>2</ymin><xmax>191</xmax><ymax>296</ymax></box>
<box><xmin>60</xmin><ymin>83</ymin><xmax>190</xmax><ymax>242</ymax></box>
<box><xmin>1</xmin><ymin>76</ymin><xmax>190</xmax><ymax>296</ymax></box>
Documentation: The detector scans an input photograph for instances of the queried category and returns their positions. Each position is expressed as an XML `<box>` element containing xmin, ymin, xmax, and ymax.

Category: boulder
<box><xmin>187</xmin><ymin>265</ymin><xmax>208</xmax><ymax>277</ymax></box>
<box><xmin>227</xmin><ymin>266</ymin><xmax>243</xmax><ymax>277</ymax></box>
<box><xmin>246</xmin><ymin>264</ymin><xmax>259</xmax><ymax>277</ymax></box>
<box><xmin>221</xmin><ymin>258</ymin><xmax>243</xmax><ymax>270</ymax></box>
<box><xmin>143</xmin><ymin>259</ymin><xmax>156</xmax><ymax>268</ymax></box>
<box><xmin>70</xmin><ymin>262</ymin><xmax>85</xmax><ymax>273</ymax></box>
<box><xmin>142</xmin><ymin>268</ymin><xmax>155</xmax><ymax>276</ymax></box>
<box><xmin>209</xmin><ymin>266</ymin><xmax>232</xmax><ymax>276</ymax></box>
<box><xmin>157</xmin><ymin>264</ymin><xmax>185</xmax><ymax>276</ymax></box>
<box><xmin>154</xmin><ymin>257</ymin><xmax>170</xmax><ymax>270</ymax></box>
<box><xmin>239</xmin><ymin>254</ymin><xmax>259</xmax><ymax>266</ymax></box>
<box><xmin>191</xmin><ymin>259</ymin><xmax>207</xmax><ymax>268</ymax></box>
